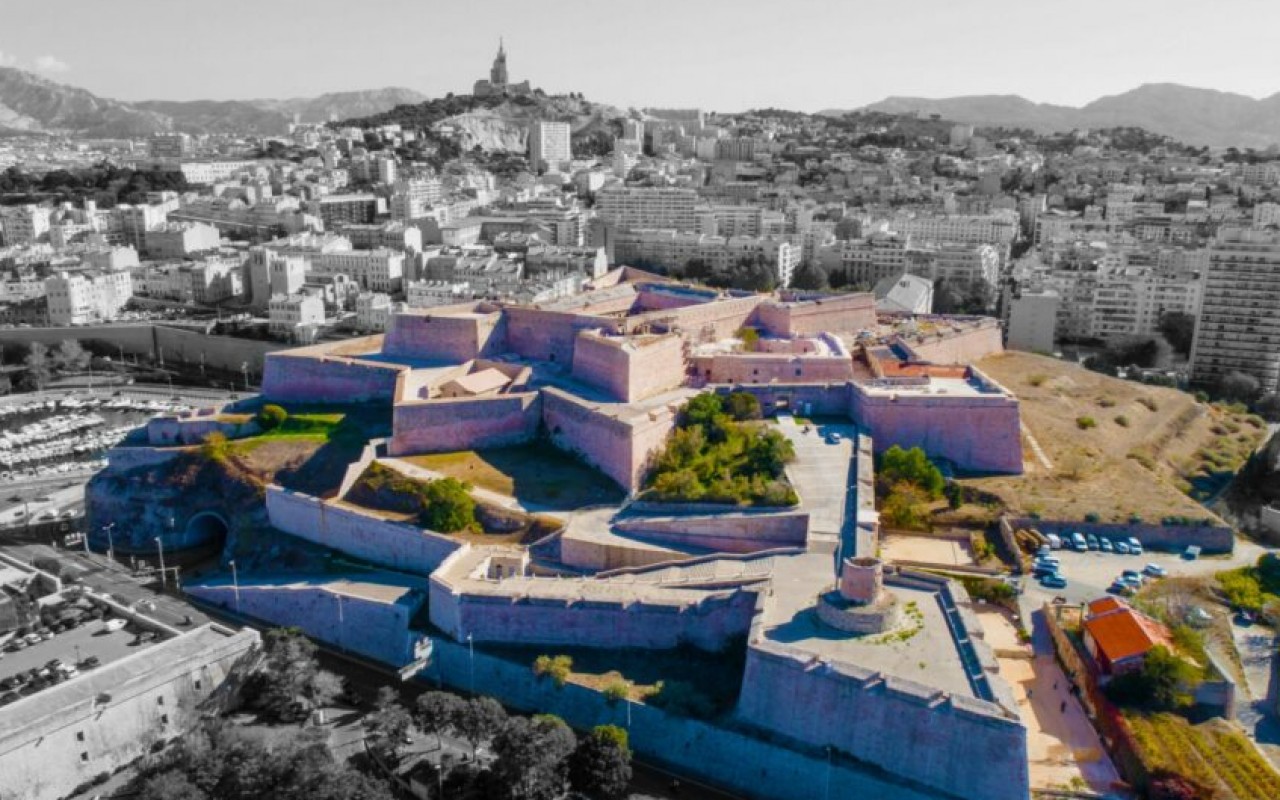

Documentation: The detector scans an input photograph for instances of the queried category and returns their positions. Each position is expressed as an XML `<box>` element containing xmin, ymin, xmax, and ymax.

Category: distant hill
<box><xmin>827</xmin><ymin>83</ymin><xmax>1280</xmax><ymax>147</ymax></box>
<box><xmin>0</xmin><ymin>67</ymin><xmax>426</xmax><ymax>137</ymax></box>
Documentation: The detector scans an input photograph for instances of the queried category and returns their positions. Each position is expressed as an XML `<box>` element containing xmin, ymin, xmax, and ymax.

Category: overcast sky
<box><xmin>3</xmin><ymin>0</ymin><xmax>1278</xmax><ymax>110</ymax></box>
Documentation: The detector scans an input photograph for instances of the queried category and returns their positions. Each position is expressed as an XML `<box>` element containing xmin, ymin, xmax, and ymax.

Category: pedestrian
<box><xmin>1028</xmin><ymin>689</ymin><xmax>1033</xmax><ymax>699</ymax></box>
<box><xmin>1053</xmin><ymin>681</ymin><xmax>1058</xmax><ymax>690</ymax></box>
<box><xmin>1061</xmin><ymin>700</ymin><xmax>1067</xmax><ymax>713</ymax></box>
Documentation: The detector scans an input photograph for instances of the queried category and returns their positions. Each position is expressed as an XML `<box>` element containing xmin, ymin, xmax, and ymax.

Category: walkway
<box><xmin>1231</xmin><ymin>623</ymin><xmax>1280</xmax><ymax>770</ymax></box>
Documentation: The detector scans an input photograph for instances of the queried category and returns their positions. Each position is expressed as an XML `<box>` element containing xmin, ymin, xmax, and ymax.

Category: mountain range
<box><xmin>0</xmin><ymin>67</ymin><xmax>426</xmax><ymax>138</ymax></box>
<box><xmin>825</xmin><ymin>83</ymin><xmax>1280</xmax><ymax>148</ymax></box>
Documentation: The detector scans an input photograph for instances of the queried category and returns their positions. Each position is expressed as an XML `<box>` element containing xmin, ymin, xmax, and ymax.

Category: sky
<box><xmin>3</xmin><ymin>0</ymin><xmax>1280</xmax><ymax>111</ymax></box>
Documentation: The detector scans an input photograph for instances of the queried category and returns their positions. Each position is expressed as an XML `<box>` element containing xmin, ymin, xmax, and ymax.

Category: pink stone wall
<box><xmin>383</xmin><ymin>311</ymin><xmax>506</xmax><ymax>362</ymax></box>
<box><xmin>614</xmin><ymin>511</ymin><xmax>809</xmax><ymax>553</ymax></box>
<box><xmin>502</xmin><ymin>307</ymin><xmax>620</xmax><ymax>365</ymax></box>
<box><xmin>754</xmin><ymin>293</ymin><xmax>876</xmax><ymax>337</ymax></box>
<box><xmin>737</xmin><ymin>643</ymin><xmax>1029</xmax><ymax>800</ymax></box>
<box><xmin>628</xmin><ymin>294</ymin><xmax>763</xmax><ymax>341</ymax></box>
<box><xmin>719</xmin><ymin>384</ymin><xmax>853</xmax><ymax>417</ymax></box>
<box><xmin>850</xmin><ymin>386</ymin><xmax>1023</xmax><ymax>474</ymax></box>
<box><xmin>634</xmin><ymin>286</ymin><xmax>716</xmax><ymax>312</ymax></box>
<box><xmin>573</xmin><ymin>333</ymin><xmax>687</xmax><ymax>402</ymax></box>
<box><xmin>692</xmin><ymin>354</ymin><xmax>854</xmax><ymax>385</ymax></box>
<box><xmin>905</xmin><ymin>323</ymin><xmax>1004</xmax><ymax>365</ymax></box>
<box><xmin>262</xmin><ymin>354</ymin><xmax>404</xmax><ymax>404</ymax></box>
<box><xmin>542</xmin><ymin>389</ymin><xmax>677</xmax><ymax>491</ymax></box>
<box><xmin>389</xmin><ymin>393</ymin><xmax>542</xmax><ymax>455</ymax></box>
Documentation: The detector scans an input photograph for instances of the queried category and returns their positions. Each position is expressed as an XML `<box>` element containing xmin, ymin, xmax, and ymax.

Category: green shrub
<box><xmin>602</xmin><ymin>680</ymin><xmax>630</xmax><ymax>703</ymax></box>
<box><xmin>1137</xmin><ymin>397</ymin><xmax>1159</xmax><ymax>412</ymax></box>
<box><xmin>1085</xmin><ymin>512</ymin><xmax>1101</xmax><ymax>523</ymax></box>
<box><xmin>1097</xmin><ymin>397</ymin><xmax>1117</xmax><ymax>408</ymax></box>
<box><xmin>1027</xmin><ymin>374</ymin><xmax>1048</xmax><ymax>387</ymax></box>
<box><xmin>257</xmin><ymin>404</ymin><xmax>288</xmax><ymax>430</ymax></box>
<box><xmin>725</xmin><ymin>391</ymin><xmax>762</xmax><ymax>421</ymax></box>
<box><xmin>421</xmin><ymin>477</ymin><xmax>476</xmax><ymax>533</ymax></box>
<box><xmin>1076</xmin><ymin>416</ymin><xmax>1097</xmax><ymax>430</ymax></box>
<box><xmin>647</xmin><ymin>680</ymin><xmax>715</xmax><ymax>719</ymax></box>
<box><xmin>1115</xmin><ymin>415</ymin><xmax>1130</xmax><ymax>427</ymax></box>
<box><xmin>1217</xmin><ymin>568</ymin><xmax>1264</xmax><ymax>612</ymax></box>
<box><xmin>200</xmin><ymin>431</ymin><xmax>231</xmax><ymax>462</ymax></box>
<box><xmin>533</xmin><ymin>654</ymin><xmax>574</xmax><ymax>688</ymax></box>
<box><xmin>878</xmin><ymin>445</ymin><xmax>945</xmax><ymax>499</ymax></box>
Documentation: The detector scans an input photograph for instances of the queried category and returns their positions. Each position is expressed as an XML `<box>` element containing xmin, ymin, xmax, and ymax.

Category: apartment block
<box><xmin>45</xmin><ymin>270</ymin><xmax>133</xmax><ymax>325</ymax></box>
<box><xmin>529</xmin><ymin>121</ymin><xmax>571</xmax><ymax>174</ymax></box>
<box><xmin>596</xmin><ymin>186</ymin><xmax>699</xmax><ymax>232</ymax></box>
<box><xmin>1191</xmin><ymin>228</ymin><xmax>1280</xmax><ymax>393</ymax></box>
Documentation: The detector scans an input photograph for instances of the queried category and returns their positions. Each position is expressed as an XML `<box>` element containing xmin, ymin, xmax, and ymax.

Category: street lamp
<box><xmin>824</xmin><ymin>746</ymin><xmax>833</xmax><ymax>800</ymax></box>
<box><xmin>229</xmin><ymin>559</ymin><xmax>240</xmax><ymax>614</ymax></box>
<box><xmin>241</xmin><ymin>361</ymin><xmax>250</xmax><ymax>391</ymax></box>
<box><xmin>336</xmin><ymin>593</ymin><xmax>345</xmax><ymax>650</ymax></box>
<box><xmin>154</xmin><ymin>536</ymin><xmax>166</xmax><ymax>589</ymax></box>
<box><xmin>467</xmin><ymin>633</ymin><xmax>475</xmax><ymax>695</ymax></box>
<box><xmin>103</xmin><ymin>522</ymin><xmax>115</xmax><ymax>561</ymax></box>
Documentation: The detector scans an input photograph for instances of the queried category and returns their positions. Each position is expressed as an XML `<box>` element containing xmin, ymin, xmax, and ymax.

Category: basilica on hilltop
<box><xmin>473</xmin><ymin>39</ymin><xmax>533</xmax><ymax>97</ymax></box>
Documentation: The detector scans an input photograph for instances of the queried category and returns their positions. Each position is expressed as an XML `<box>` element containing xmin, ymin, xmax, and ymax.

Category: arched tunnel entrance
<box><xmin>183</xmin><ymin>511</ymin><xmax>230</xmax><ymax>550</ymax></box>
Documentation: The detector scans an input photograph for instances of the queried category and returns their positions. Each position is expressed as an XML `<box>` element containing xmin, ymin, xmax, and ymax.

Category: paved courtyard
<box><xmin>882</xmin><ymin>533</ymin><xmax>976</xmax><ymax>567</ymax></box>
<box><xmin>775</xmin><ymin>416</ymin><xmax>856</xmax><ymax>552</ymax></box>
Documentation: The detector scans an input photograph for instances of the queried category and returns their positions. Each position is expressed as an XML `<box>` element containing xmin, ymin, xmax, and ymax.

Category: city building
<box><xmin>1006</xmin><ymin>290</ymin><xmax>1060</xmax><ymax>353</ymax></box>
<box><xmin>0</xmin><ymin>205</ymin><xmax>52</xmax><ymax>246</ymax></box>
<box><xmin>355</xmin><ymin>291</ymin><xmax>396</xmax><ymax>332</ymax></box>
<box><xmin>596</xmin><ymin>186</ymin><xmax>699</xmax><ymax>232</ymax></box>
<box><xmin>314</xmin><ymin>194</ymin><xmax>379</xmax><ymax>230</ymax></box>
<box><xmin>144</xmin><ymin>222</ymin><xmax>222</xmax><ymax>259</ymax></box>
<box><xmin>1191</xmin><ymin>228</ymin><xmax>1280</xmax><ymax>393</ymax></box>
<box><xmin>45</xmin><ymin>270</ymin><xmax>134</xmax><ymax>325</ymax></box>
<box><xmin>148</xmin><ymin>132</ymin><xmax>193</xmax><ymax>159</ymax></box>
<box><xmin>529</xmin><ymin>121</ymin><xmax>572</xmax><ymax>174</ymax></box>
<box><xmin>268</xmin><ymin>293</ymin><xmax>325</xmax><ymax>341</ymax></box>
<box><xmin>472</xmin><ymin>39</ymin><xmax>533</xmax><ymax>97</ymax></box>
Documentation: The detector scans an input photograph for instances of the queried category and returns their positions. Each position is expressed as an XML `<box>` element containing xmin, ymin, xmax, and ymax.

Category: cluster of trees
<box><xmin>876</xmin><ymin>445</ymin><xmax>946</xmax><ymax>530</ymax></box>
<box><xmin>350</xmin><ymin>463</ymin><xmax>477</xmax><ymax>533</ymax></box>
<box><xmin>0</xmin><ymin>163</ymin><xmax>189</xmax><ymax>208</ymax></box>
<box><xmin>131</xmin><ymin>722</ymin><xmax>392</xmax><ymax>800</ymax></box>
<box><xmin>647</xmin><ymin>392</ymin><xmax>798</xmax><ymax>506</ymax></box>
<box><xmin>1083</xmin><ymin>338</ymin><xmax>1163</xmax><ymax>376</ymax></box>
<box><xmin>671</xmin><ymin>255</ymin><xmax>778</xmax><ymax>292</ymax></box>
<box><xmin>932</xmin><ymin>277</ymin><xmax>996</xmax><ymax>315</ymax></box>
<box><xmin>15</xmin><ymin>340</ymin><xmax>91</xmax><ymax>391</ymax></box>
<box><xmin>239</xmin><ymin>628</ymin><xmax>346</xmax><ymax>723</ymax></box>
<box><xmin>369</xmin><ymin>688</ymin><xmax>632</xmax><ymax>800</ymax></box>
<box><xmin>1104</xmin><ymin>645</ymin><xmax>1199</xmax><ymax>711</ymax></box>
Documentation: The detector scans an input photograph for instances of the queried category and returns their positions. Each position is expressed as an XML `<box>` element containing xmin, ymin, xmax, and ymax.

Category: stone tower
<box><xmin>490</xmin><ymin>38</ymin><xmax>509</xmax><ymax>86</ymax></box>
<box><xmin>817</xmin><ymin>556</ymin><xmax>901</xmax><ymax>634</ymax></box>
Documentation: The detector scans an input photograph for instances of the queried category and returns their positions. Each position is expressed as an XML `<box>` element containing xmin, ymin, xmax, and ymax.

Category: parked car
<box><xmin>80</xmin><ymin>655</ymin><xmax>100</xmax><ymax>669</ymax></box>
<box><xmin>1037</xmin><ymin>544</ymin><xmax>1052</xmax><ymax>558</ymax></box>
<box><xmin>825</xmin><ymin>432</ymin><xmax>842</xmax><ymax>444</ymax></box>
<box><xmin>1115</xmin><ymin>541</ymin><xmax>1131</xmax><ymax>555</ymax></box>
<box><xmin>1108</xmin><ymin>581</ymin><xmax>1136</xmax><ymax>596</ymax></box>
<box><xmin>1143</xmin><ymin>564</ymin><xmax>1167</xmax><ymax>578</ymax></box>
<box><xmin>1040</xmin><ymin>574</ymin><xmax>1068</xmax><ymax>589</ymax></box>
<box><xmin>1127</xmin><ymin>537</ymin><xmax>1144</xmax><ymax>555</ymax></box>
<box><xmin>1183</xmin><ymin>545</ymin><xmax>1201</xmax><ymax>560</ymax></box>
<box><xmin>1099</xmin><ymin>538</ymin><xmax>1114</xmax><ymax>553</ymax></box>
<box><xmin>0</xmin><ymin>691</ymin><xmax>18</xmax><ymax>706</ymax></box>
<box><xmin>1086</xmin><ymin>534</ymin><xmax>1100</xmax><ymax>550</ymax></box>
<box><xmin>102</xmin><ymin>619</ymin><xmax>127</xmax><ymax>633</ymax></box>
<box><xmin>1120</xmin><ymin>570</ymin><xmax>1145</xmax><ymax>587</ymax></box>
<box><xmin>1045</xmin><ymin>533</ymin><xmax>1062</xmax><ymax>549</ymax></box>
<box><xmin>1071</xmin><ymin>532</ymin><xmax>1088</xmax><ymax>552</ymax></box>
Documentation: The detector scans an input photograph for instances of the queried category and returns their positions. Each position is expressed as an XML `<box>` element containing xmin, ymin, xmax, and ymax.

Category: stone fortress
<box><xmin>92</xmin><ymin>268</ymin><xmax>1029</xmax><ymax>800</ymax></box>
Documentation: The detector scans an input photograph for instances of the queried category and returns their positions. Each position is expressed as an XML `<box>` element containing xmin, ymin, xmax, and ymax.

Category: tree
<box><xmin>241</xmin><ymin>628</ymin><xmax>340</xmax><ymax>723</ymax></box>
<box><xmin>569</xmin><ymin>725</ymin><xmax>632</xmax><ymax>799</ymax></box>
<box><xmin>22</xmin><ymin>342</ymin><xmax>51</xmax><ymax>390</ymax></box>
<box><xmin>416</xmin><ymin>691</ymin><xmax>465</xmax><ymax>749</ymax></box>
<box><xmin>878</xmin><ymin>445</ymin><xmax>945</xmax><ymax>498</ymax></box>
<box><xmin>790</xmin><ymin>261</ymin><xmax>829</xmax><ymax>291</ymax></box>
<box><xmin>1157</xmin><ymin>311</ymin><xmax>1196</xmax><ymax>355</ymax></box>
<box><xmin>420</xmin><ymin>477</ymin><xmax>476</xmax><ymax>533</ymax></box>
<box><xmin>881</xmin><ymin>481</ymin><xmax>932</xmax><ymax>530</ymax></box>
<box><xmin>137</xmin><ymin>772</ymin><xmax>210</xmax><ymax>800</ymax></box>
<box><xmin>1219</xmin><ymin>371</ymin><xmax>1261</xmax><ymax>404</ymax></box>
<box><xmin>455</xmin><ymin>696</ymin><xmax>507</xmax><ymax>758</ymax></box>
<box><xmin>725</xmin><ymin>391</ymin><xmax>762</xmax><ymax>421</ymax></box>
<box><xmin>1106</xmin><ymin>645</ymin><xmax>1197</xmax><ymax>710</ymax></box>
<box><xmin>491</xmin><ymin>715</ymin><xmax>577</xmax><ymax>800</ymax></box>
<box><xmin>257</xmin><ymin>404</ymin><xmax>288</xmax><ymax>430</ymax></box>
<box><xmin>55</xmin><ymin>340</ymin><xmax>90</xmax><ymax>372</ymax></box>
<box><xmin>364</xmin><ymin>687</ymin><xmax>413</xmax><ymax>760</ymax></box>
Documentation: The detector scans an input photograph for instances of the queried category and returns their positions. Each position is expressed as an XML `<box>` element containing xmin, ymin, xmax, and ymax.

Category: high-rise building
<box><xmin>529</xmin><ymin>121</ymin><xmax>571</xmax><ymax>174</ymax></box>
<box><xmin>0</xmin><ymin>205</ymin><xmax>51</xmax><ymax>245</ymax></box>
<box><xmin>596</xmin><ymin>186</ymin><xmax>698</xmax><ymax>232</ymax></box>
<box><xmin>149</xmin><ymin>132</ymin><xmax>192</xmax><ymax>159</ymax></box>
<box><xmin>1191</xmin><ymin>228</ymin><xmax>1280</xmax><ymax>393</ymax></box>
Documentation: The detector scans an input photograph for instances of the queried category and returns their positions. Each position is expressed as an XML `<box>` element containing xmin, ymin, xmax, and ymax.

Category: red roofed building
<box><xmin>1082</xmin><ymin>597</ymin><xmax>1173</xmax><ymax>677</ymax></box>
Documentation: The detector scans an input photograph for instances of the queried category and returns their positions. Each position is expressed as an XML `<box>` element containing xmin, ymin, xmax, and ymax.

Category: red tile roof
<box><xmin>1084</xmin><ymin>599</ymin><xmax>1172</xmax><ymax>665</ymax></box>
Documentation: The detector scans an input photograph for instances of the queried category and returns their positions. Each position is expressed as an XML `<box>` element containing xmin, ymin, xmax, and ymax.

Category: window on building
<box><xmin>80</xmin><ymin>752</ymin><xmax>89</xmax><ymax>762</ymax></box>
<box><xmin>161</xmin><ymin>714</ymin><xmax>170</xmax><ymax>725</ymax></box>
<box><xmin>156</xmin><ymin>696</ymin><xmax>164</xmax><ymax>706</ymax></box>
<box><xmin>76</xmin><ymin>731</ymin><xmax>85</xmax><ymax>742</ymax></box>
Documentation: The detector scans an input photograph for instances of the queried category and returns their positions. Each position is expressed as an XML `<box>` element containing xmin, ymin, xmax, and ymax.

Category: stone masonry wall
<box><xmin>186</xmin><ymin>581</ymin><xmax>426</xmax><ymax>667</ymax></box>
<box><xmin>261</xmin><ymin>353</ymin><xmax>404</xmax><ymax>404</ymax></box>
<box><xmin>502</xmin><ymin>307</ymin><xmax>620</xmax><ymax>365</ymax></box>
<box><xmin>735</xmin><ymin>642</ymin><xmax>1030</xmax><ymax>800</ymax></box>
<box><xmin>613</xmin><ymin>511</ymin><xmax>809</xmax><ymax>553</ymax></box>
<box><xmin>754</xmin><ymin>293</ymin><xmax>877</xmax><ymax>337</ymax></box>
<box><xmin>851</xmin><ymin>385</ymin><xmax>1023</xmax><ymax>474</ymax></box>
<box><xmin>541</xmin><ymin>388</ymin><xmax>678</xmax><ymax>491</ymax></box>
<box><xmin>265</xmin><ymin>486</ymin><xmax>462</xmax><ymax>575</ymax></box>
<box><xmin>1011</xmin><ymin>518</ymin><xmax>1234</xmax><ymax>554</ymax></box>
<box><xmin>904</xmin><ymin>324</ymin><xmax>1004</xmax><ymax>365</ymax></box>
<box><xmin>389</xmin><ymin>393</ymin><xmax>541</xmax><ymax>455</ymax></box>
<box><xmin>693</xmin><ymin>353</ymin><xmax>854</xmax><ymax>385</ymax></box>
<box><xmin>628</xmin><ymin>294</ymin><xmax>763</xmax><ymax>341</ymax></box>
<box><xmin>383</xmin><ymin>310</ymin><xmax>506</xmax><ymax>362</ymax></box>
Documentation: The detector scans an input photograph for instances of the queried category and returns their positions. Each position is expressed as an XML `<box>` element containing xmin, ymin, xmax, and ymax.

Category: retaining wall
<box><xmin>692</xmin><ymin>353</ymin><xmax>854</xmax><ymax>385</ymax></box>
<box><xmin>389</xmin><ymin>392</ymin><xmax>541</xmax><ymax>455</ymax></box>
<box><xmin>186</xmin><ymin>579</ymin><xmax>427</xmax><ymax>667</ymax></box>
<box><xmin>1010</xmin><ymin>518</ymin><xmax>1234</xmax><ymax>554</ymax></box>
<box><xmin>421</xmin><ymin>636</ymin><xmax>940</xmax><ymax>800</ymax></box>
<box><xmin>265</xmin><ymin>486</ymin><xmax>462</xmax><ymax>575</ymax></box>
<box><xmin>542</xmin><ymin>388</ymin><xmax>677</xmax><ymax>492</ymax></box>
<box><xmin>714</xmin><ymin>382</ymin><xmax>852</xmax><ymax>417</ymax></box>
<box><xmin>571</xmin><ymin>331</ymin><xmax>686</xmax><ymax>403</ymax></box>
<box><xmin>735</xmin><ymin>641</ymin><xmax>1029</xmax><ymax>800</ymax></box>
<box><xmin>105</xmin><ymin>445</ymin><xmax>187</xmax><ymax>472</ymax></box>
<box><xmin>0</xmin><ymin>324</ymin><xmax>284</xmax><ymax>375</ymax></box>
<box><xmin>905</xmin><ymin>323</ymin><xmax>1004</xmax><ymax>365</ymax></box>
<box><xmin>614</xmin><ymin>511</ymin><xmax>809</xmax><ymax>553</ymax></box>
<box><xmin>383</xmin><ymin>309</ymin><xmax>506</xmax><ymax>362</ymax></box>
<box><xmin>754</xmin><ymin>293</ymin><xmax>876</xmax><ymax>337</ymax></box>
<box><xmin>261</xmin><ymin>353</ymin><xmax>403</xmax><ymax>404</ymax></box>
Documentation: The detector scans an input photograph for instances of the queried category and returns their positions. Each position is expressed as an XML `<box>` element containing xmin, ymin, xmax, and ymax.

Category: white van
<box><xmin>1046</xmin><ymin>533</ymin><xmax>1062</xmax><ymax>550</ymax></box>
<box><xmin>1071</xmin><ymin>532</ymin><xmax>1088</xmax><ymax>552</ymax></box>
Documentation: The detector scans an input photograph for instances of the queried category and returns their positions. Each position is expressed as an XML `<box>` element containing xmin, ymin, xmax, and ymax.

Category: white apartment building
<box><xmin>144</xmin><ymin>223</ymin><xmax>221</xmax><ymax>259</ymax></box>
<box><xmin>390</xmin><ymin>178</ymin><xmax>445</xmax><ymax>221</ymax></box>
<box><xmin>310</xmin><ymin>249</ymin><xmax>405</xmax><ymax>293</ymax></box>
<box><xmin>596</xmin><ymin>186</ymin><xmax>699</xmax><ymax>232</ymax></box>
<box><xmin>1006</xmin><ymin>290</ymin><xmax>1059</xmax><ymax>353</ymax></box>
<box><xmin>817</xmin><ymin>233</ymin><xmax>910</xmax><ymax>287</ymax></box>
<box><xmin>886</xmin><ymin>212</ymin><xmax>1018</xmax><ymax>246</ymax></box>
<box><xmin>176</xmin><ymin>161</ymin><xmax>257</xmax><ymax>185</ymax></box>
<box><xmin>355</xmin><ymin>292</ymin><xmax>395</xmax><ymax>332</ymax></box>
<box><xmin>1089</xmin><ymin>263</ymin><xmax>1201</xmax><ymax>342</ymax></box>
<box><xmin>268</xmin><ymin>294</ymin><xmax>325</xmax><ymax>341</ymax></box>
<box><xmin>529</xmin><ymin>121</ymin><xmax>571</xmax><ymax>174</ymax></box>
<box><xmin>613</xmin><ymin>229</ymin><xmax>799</xmax><ymax>287</ymax></box>
<box><xmin>45</xmin><ymin>271</ymin><xmax>133</xmax><ymax>325</ymax></box>
<box><xmin>1191</xmin><ymin>228</ymin><xmax>1280</xmax><ymax>393</ymax></box>
<box><xmin>1253</xmin><ymin>202</ymin><xmax>1280</xmax><ymax>229</ymax></box>
<box><xmin>906</xmin><ymin>242</ymin><xmax>1001</xmax><ymax>290</ymax></box>
<box><xmin>407</xmin><ymin>280</ymin><xmax>470</xmax><ymax>308</ymax></box>
<box><xmin>81</xmin><ymin>246</ymin><xmax>140</xmax><ymax>272</ymax></box>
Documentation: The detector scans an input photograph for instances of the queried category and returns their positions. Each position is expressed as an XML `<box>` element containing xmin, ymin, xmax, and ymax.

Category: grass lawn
<box><xmin>402</xmin><ymin>445</ymin><xmax>624</xmax><ymax>511</ymax></box>
<box><xmin>1125</xmin><ymin>712</ymin><xmax>1280</xmax><ymax>800</ymax></box>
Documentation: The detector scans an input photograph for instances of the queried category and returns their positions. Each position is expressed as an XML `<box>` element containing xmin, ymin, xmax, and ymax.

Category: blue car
<box><xmin>1040</xmin><ymin>574</ymin><xmax>1068</xmax><ymax>589</ymax></box>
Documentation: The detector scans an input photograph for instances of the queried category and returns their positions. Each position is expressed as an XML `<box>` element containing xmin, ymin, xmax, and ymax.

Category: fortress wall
<box><xmin>146</xmin><ymin>415</ymin><xmax>255</xmax><ymax>446</ymax></box>
<box><xmin>851</xmin><ymin>387</ymin><xmax>1023</xmax><ymax>474</ymax></box>
<box><xmin>186</xmin><ymin>581</ymin><xmax>425</xmax><ymax>667</ymax></box>
<box><xmin>906</xmin><ymin>323</ymin><xmax>1004</xmax><ymax>365</ymax></box>
<box><xmin>502</xmin><ymin>307</ymin><xmax>618</xmax><ymax>365</ymax></box>
<box><xmin>389</xmin><ymin>392</ymin><xmax>541</xmax><ymax>455</ymax></box>
<box><xmin>625</xmin><ymin>335</ymin><xmax>688</xmax><ymax>400</ymax></box>
<box><xmin>736</xmin><ymin>642</ymin><xmax>1029</xmax><ymax>800</ymax></box>
<box><xmin>629</xmin><ymin>294</ymin><xmax>763</xmax><ymax>340</ymax></box>
<box><xmin>105</xmin><ymin>445</ymin><xmax>187</xmax><ymax>472</ymax></box>
<box><xmin>261</xmin><ymin>353</ymin><xmax>403</xmax><ymax>404</ymax></box>
<box><xmin>542</xmin><ymin>389</ymin><xmax>678</xmax><ymax>491</ymax></box>
<box><xmin>613</xmin><ymin>511</ymin><xmax>809</xmax><ymax>553</ymax></box>
<box><xmin>429</xmin><ymin>581</ymin><xmax>759</xmax><ymax>651</ymax></box>
<box><xmin>558</xmin><ymin>536</ymin><xmax>688</xmax><ymax>572</ymax></box>
<box><xmin>1010</xmin><ymin>518</ymin><xmax>1234</xmax><ymax>554</ymax></box>
<box><xmin>754</xmin><ymin>293</ymin><xmax>876</xmax><ymax>337</ymax></box>
<box><xmin>633</xmin><ymin>287</ymin><xmax>713</xmax><ymax>311</ymax></box>
<box><xmin>570</xmin><ymin>332</ymin><xmax>632</xmax><ymax>401</ymax></box>
<box><xmin>693</xmin><ymin>354</ymin><xmax>854</xmax><ymax>385</ymax></box>
<box><xmin>573</xmin><ymin>333</ymin><xmax>687</xmax><ymax>402</ymax></box>
<box><xmin>265</xmin><ymin>486</ymin><xmax>462</xmax><ymax>575</ymax></box>
<box><xmin>421</xmin><ymin>636</ymin><xmax>939</xmax><ymax>800</ymax></box>
<box><xmin>383</xmin><ymin>311</ymin><xmax>505</xmax><ymax>361</ymax></box>
<box><xmin>713</xmin><ymin>383</ymin><xmax>852</xmax><ymax>417</ymax></box>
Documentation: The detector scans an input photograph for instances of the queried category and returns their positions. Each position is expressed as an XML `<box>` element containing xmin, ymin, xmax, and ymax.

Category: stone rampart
<box><xmin>146</xmin><ymin>411</ymin><xmax>256</xmax><ymax>446</ymax></box>
<box><xmin>628</xmin><ymin>294</ymin><xmax>763</xmax><ymax>341</ymax></box>
<box><xmin>105</xmin><ymin>445</ymin><xmax>187</xmax><ymax>472</ymax></box>
<box><xmin>1010</xmin><ymin>518</ymin><xmax>1234</xmax><ymax>554</ymax></box>
<box><xmin>261</xmin><ymin>352</ymin><xmax>403</xmax><ymax>404</ymax></box>
<box><xmin>754</xmin><ymin>293</ymin><xmax>876</xmax><ymax>337</ymax></box>
<box><xmin>898</xmin><ymin>321</ymin><xmax>1004</xmax><ymax>365</ymax></box>
<box><xmin>713</xmin><ymin>382</ymin><xmax>852</xmax><ymax>417</ymax></box>
<box><xmin>735</xmin><ymin>641</ymin><xmax>1029</xmax><ymax>800</ymax></box>
<box><xmin>383</xmin><ymin>308</ymin><xmax>506</xmax><ymax>361</ymax></box>
<box><xmin>693</xmin><ymin>353</ymin><xmax>854</xmax><ymax>385</ymax></box>
<box><xmin>421</xmin><ymin>635</ymin><xmax>940</xmax><ymax>800</ymax></box>
<box><xmin>541</xmin><ymin>388</ymin><xmax>677</xmax><ymax>491</ymax></box>
<box><xmin>389</xmin><ymin>392</ymin><xmax>541</xmax><ymax>455</ymax></box>
<box><xmin>571</xmin><ymin>331</ymin><xmax>686</xmax><ymax>402</ymax></box>
<box><xmin>613</xmin><ymin>511</ymin><xmax>809</xmax><ymax>553</ymax></box>
<box><xmin>186</xmin><ymin>579</ymin><xmax>426</xmax><ymax>667</ymax></box>
<box><xmin>502</xmin><ymin>306</ymin><xmax>618</xmax><ymax>365</ymax></box>
<box><xmin>851</xmin><ymin>383</ymin><xmax>1023</xmax><ymax>474</ymax></box>
<box><xmin>265</xmin><ymin>486</ymin><xmax>462</xmax><ymax>575</ymax></box>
